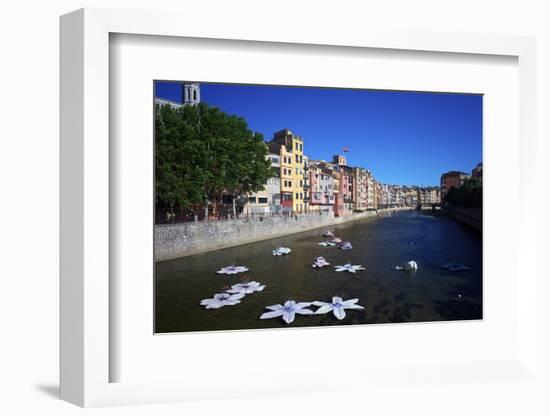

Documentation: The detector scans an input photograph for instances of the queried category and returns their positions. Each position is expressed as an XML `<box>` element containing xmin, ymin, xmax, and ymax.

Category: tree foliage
<box><xmin>444</xmin><ymin>177</ymin><xmax>482</xmax><ymax>208</ymax></box>
<box><xmin>155</xmin><ymin>103</ymin><xmax>272</xmax><ymax>212</ymax></box>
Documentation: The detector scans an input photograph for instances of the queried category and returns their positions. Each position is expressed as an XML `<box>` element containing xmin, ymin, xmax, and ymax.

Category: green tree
<box><xmin>155</xmin><ymin>103</ymin><xmax>272</xmax><ymax>220</ymax></box>
<box><xmin>445</xmin><ymin>177</ymin><xmax>482</xmax><ymax>208</ymax></box>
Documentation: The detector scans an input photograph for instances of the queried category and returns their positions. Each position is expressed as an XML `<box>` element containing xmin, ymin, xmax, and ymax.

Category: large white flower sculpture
<box><xmin>216</xmin><ymin>265</ymin><xmax>249</xmax><ymax>275</ymax></box>
<box><xmin>313</xmin><ymin>296</ymin><xmax>364</xmax><ymax>320</ymax></box>
<box><xmin>338</xmin><ymin>241</ymin><xmax>353</xmax><ymax>250</ymax></box>
<box><xmin>334</xmin><ymin>263</ymin><xmax>365</xmax><ymax>273</ymax></box>
<box><xmin>200</xmin><ymin>293</ymin><xmax>245</xmax><ymax>309</ymax></box>
<box><xmin>312</xmin><ymin>256</ymin><xmax>330</xmax><ymax>268</ymax></box>
<box><xmin>272</xmin><ymin>247</ymin><xmax>292</xmax><ymax>256</ymax></box>
<box><xmin>259</xmin><ymin>300</ymin><xmax>314</xmax><ymax>324</ymax></box>
<box><xmin>227</xmin><ymin>281</ymin><xmax>265</xmax><ymax>295</ymax></box>
<box><xmin>405</xmin><ymin>260</ymin><xmax>418</xmax><ymax>271</ymax></box>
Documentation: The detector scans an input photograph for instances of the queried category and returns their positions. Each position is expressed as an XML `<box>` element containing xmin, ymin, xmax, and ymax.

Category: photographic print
<box><xmin>154</xmin><ymin>82</ymin><xmax>482</xmax><ymax>333</ymax></box>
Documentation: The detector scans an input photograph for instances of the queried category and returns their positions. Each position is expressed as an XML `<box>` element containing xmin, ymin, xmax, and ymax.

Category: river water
<box><xmin>155</xmin><ymin>210</ymin><xmax>482</xmax><ymax>333</ymax></box>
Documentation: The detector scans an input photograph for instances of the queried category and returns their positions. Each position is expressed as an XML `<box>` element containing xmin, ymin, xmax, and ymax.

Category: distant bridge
<box><xmin>415</xmin><ymin>203</ymin><xmax>442</xmax><ymax>211</ymax></box>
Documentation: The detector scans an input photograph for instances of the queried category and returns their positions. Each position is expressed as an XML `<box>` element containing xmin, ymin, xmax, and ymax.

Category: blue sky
<box><xmin>155</xmin><ymin>82</ymin><xmax>482</xmax><ymax>186</ymax></box>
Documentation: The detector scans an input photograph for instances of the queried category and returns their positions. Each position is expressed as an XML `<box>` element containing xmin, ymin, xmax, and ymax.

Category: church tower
<box><xmin>182</xmin><ymin>83</ymin><xmax>200</xmax><ymax>106</ymax></box>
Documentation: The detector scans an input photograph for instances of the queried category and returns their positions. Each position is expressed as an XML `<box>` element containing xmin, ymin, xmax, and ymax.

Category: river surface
<box><xmin>155</xmin><ymin>211</ymin><xmax>482</xmax><ymax>333</ymax></box>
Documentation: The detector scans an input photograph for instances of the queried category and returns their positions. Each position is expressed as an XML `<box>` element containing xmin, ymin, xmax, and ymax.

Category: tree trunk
<box><xmin>232</xmin><ymin>197</ymin><xmax>237</xmax><ymax>219</ymax></box>
<box><xmin>204</xmin><ymin>194</ymin><xmax>209</xmax><ymax>221</ymax></box>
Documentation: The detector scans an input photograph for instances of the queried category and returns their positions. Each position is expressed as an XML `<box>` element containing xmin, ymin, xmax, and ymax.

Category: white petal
<box><xmin>315</xmin><ymin>304</ymin><xmax>334</xmax><ymax>314</ymax></box>
<box><xmin>284</xmin><ymin>300</ymin><xmax>296</xmax><ymax>308</ymax></box>
<box><xmin>282</xmin><ymin>311</ymin><xmax>296</xmax><ymax>324</ymax></box>
<box><xmin>229</xmin><ymin>293</ymin><xmax>245</xmax><ymax>301</ymax></box>
<box><xmin>333</xmin><ymin>306</ymin><xmax>346</xmax><ymax>320</ymax></box>
<box><xmin>294</xmin><ymin>302</ymin><xmax>312</xmax><ymax>309</ymax></box>
<box><xmin>265</xmin><ymin>304</ymin><xmax>283</xmax><ymax>311</ymax></box>
<box><xmin>205</xmin><ymin>300</ymin><xmax>224</xmax><ymax>309</ymax></box>
<box><xmin>223</xmin><ymin>299</ymin><xmax>241</xmax><ymax>306</ymax></box>
<box><xmin>332</xmin><ymin>296</ymin><xmax>343</xmax><ymax>304</ymax></box>
<box><xmin>341</xmin><ymin>298</ymin><xmax>358</xmax><ymax>307</ymax></box>
<box><xmin>256</xmin><ymin>285</ymin><xmax>266</xmax><ymax>291</ymax></box>
<box><xmin>260</xmin><ymin>310</ymin><xmax>285</xmax><ymax>320</ymax></box>
<box><xmin>344</xmin><ymin>304</ymin><xmax>364</xmax><ymax>310</ymax></box>
<box><xmin>312</xmin><ymin>301</ymin><xmax>328</xmax><ymax>306</ymax></box>
<box><xmin>295</xmin><ymin>308</ymin><xmax>314</xmax><ymax>315</ymax></box>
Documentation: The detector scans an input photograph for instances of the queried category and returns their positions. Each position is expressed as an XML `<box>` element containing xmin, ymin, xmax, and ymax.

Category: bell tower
<box><xmin>182</xmin><ymin>83</ymin><xmax>200</xmax><ymax>106</ymax></box>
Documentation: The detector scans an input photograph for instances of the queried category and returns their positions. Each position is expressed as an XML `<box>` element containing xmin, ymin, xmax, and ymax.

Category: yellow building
<box><xmin>269</xmin><ymin>129</ymin><xmax>305</xmax><ymax>213</ymax></box>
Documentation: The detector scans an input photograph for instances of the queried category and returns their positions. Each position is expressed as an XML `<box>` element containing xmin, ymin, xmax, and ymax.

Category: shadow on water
<box><xmin>155</xmin><ymin>211</ymin><xmax>482</xmax><ymax>333</ymax></box>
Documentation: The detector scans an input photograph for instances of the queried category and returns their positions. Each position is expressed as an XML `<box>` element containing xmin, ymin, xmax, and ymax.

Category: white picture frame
<box><xmin>60</xmin><ymin>7</ymin><xmax>538</xmax><ymax>407</ymax></box>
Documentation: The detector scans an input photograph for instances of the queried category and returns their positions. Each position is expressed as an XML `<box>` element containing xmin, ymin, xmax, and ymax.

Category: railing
<box><xmin>156</xmin><ymin>205</ymin><xmax>333</xmax><ymax>224</ymax></box>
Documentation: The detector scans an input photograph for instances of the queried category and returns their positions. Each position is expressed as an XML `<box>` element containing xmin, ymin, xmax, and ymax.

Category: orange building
<box><xmin>440</xmin><ymin>171</ymin><xmax>470</xmax><ymax>201</ymax></box>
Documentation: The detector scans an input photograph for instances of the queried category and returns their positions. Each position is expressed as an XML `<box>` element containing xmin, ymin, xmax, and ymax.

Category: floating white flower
<box><xmin>329</xmin><ymin>237</ymin><xmax>342</xmax><ymax>243</ymax></box>
<box><xmin>334</xmin><ymin>263</ymin><xmax>365</xmax><ymax>273</ymax></box>
<box><xmin>323</xmin><ymin>230</ymin><xmax>334</xmax><ymax>237</ymax></box>
<box><xmin>216</xmin><ymin>265</ymin><xmax>249</xmax><ymax>275</ymax></box>
<box><xmin>200</xmin><ymin>292</ymin><xmax>245</xmax><ymax>309</ymax></box>
<box><xmin>405</xmin><ymin>260</ymin><xmax>418</xmax><ymax>271</ymax></box>
<box><xmin>312</xmin><ymin>256</ymin><xmax>330</xmax><ymax>268</ymax></box>
<box><xmin>272</xmin><ymin>247</ymin><xmax>291</xmax><ymax>256</ymax></box>
<box><xmin>318</xmin><ymin>241</ymin><xmax>336</xmax><ymax>247</ymax></box>
<box><xmin>227</xmin><ymin>281</ymin><xmax>265</xmax><ymax>294</ymax></box>
<box><xmin>338</xmin><ymin>241</ymin><xmax>353</xmax><ymax>250</ymax></box>
<box><xmin>259</xmin><ymin>300</ymin><xmax>314</xmax><ymax>324</ymax></box>
<box><xmin>442</xmin><ymin>263</ymin><xmax>470</xmax><ymax>272</ymax></box>
<box><xmin>313</xmin><ymin>296</ymin><xmax>365</xmax><ymax>320</ymax></box>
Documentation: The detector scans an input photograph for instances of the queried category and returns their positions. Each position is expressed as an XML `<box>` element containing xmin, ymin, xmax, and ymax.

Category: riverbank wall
<box><xmin>443</xmin><ymin>204</ymin><xmax>482</xmax><ymax>231</ymax></box>
<box><xmin>155</xmin><ymin>207</ymin><xmax>411</xmax><ymax>261</ymax></box>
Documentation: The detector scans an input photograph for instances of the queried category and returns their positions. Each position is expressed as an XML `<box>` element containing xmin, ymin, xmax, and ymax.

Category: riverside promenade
<box><xmin>155</xmin><ymin>207</ymin><xmax>412</xmax><ymax>261</ymax></box>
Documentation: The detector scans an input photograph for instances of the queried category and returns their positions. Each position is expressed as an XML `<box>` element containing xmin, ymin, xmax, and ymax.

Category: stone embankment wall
<box><xmin>443</xmin><ymin>204</ymin><xmax>482</xmax><ymax>231</ymax></box>
<box><xmin>155</xmin><ymin>207</ymin><xmax>410</xmax><ymax>262</ymax></box>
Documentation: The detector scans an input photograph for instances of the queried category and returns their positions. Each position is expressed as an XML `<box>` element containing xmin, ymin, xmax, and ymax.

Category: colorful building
<box><xmin>308</xmin><ymin>161</ymin><xmax>335</xmax><ymax>214</ymax></box>
<box><xmin>353</xmin><ymin>167</ymin><xmax>368</xmax><ymax>212</ymax></box>
<box><xmin>270</xmin><ymin>129</ymin><xmax>305</xmax><ymax>213</ymax></box>
<box><xmin>245</xmin><ymin>151</ymin><xmax>281</xmax><ymax>215</ymax></box>
<box><xmin>441</xmin><ymin>171</ymin><xmax>470</xmax><ymax>201</ymax></box>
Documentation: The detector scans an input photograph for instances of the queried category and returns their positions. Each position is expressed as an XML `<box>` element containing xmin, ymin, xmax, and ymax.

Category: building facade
<box><xmin>441</xmin><ymin>171</ymin><xmax>470</xmax><ymax>201</ymax></box>
<box><xmin>353</xmin><ymin>167</ymin><xmax>369</xmax><ymax>212</ymax></box>
<box><xmin>270</xmin><ymin>129</ymin><xmax>305</xmax><ymax>213</ymax></box>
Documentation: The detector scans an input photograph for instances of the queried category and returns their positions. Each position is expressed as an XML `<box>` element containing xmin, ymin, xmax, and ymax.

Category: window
<box><xmin>296</xmin><ymin>193</ymin><xmax>299</xmax><ymax>199</ymax></box>
<box><xmin>300</xmin><ymin>144</ymin><xmax>303</xmax><ymax>151</ymax></box>
<box><xmin>193</xmin><ymin>90</ymin><xmax>197</xmax><ymax>101</ymax></box>
<box><xmin>258</xmin><ymin>197</ymin><xmax>268</xmax><ymax>204</ymax></box>
<box><xmin>249</xmin><ymin>196</ymin><xmax>256</xmax><ymax>203</ymax></box>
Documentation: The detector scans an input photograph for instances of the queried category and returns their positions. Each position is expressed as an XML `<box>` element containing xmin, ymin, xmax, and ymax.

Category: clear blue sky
<box><xmin>155</xmin><ymin>81</ymin><xmax>482</xmax><ymax>186</ymax></box>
